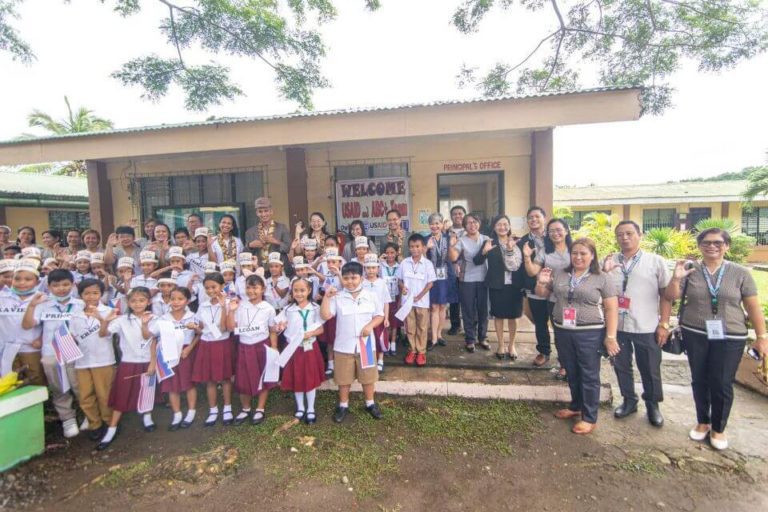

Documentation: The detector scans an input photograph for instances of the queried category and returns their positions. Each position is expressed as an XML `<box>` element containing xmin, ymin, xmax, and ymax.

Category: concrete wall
<box><xmin>3</xmin><ymin>206</ymin><xmax>87</xmax><ymax>236</ymax></box>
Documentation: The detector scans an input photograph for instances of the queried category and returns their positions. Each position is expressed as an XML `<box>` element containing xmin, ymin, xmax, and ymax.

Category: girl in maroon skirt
<box><xmin>275</xmin><ymin>279</ymin><xmax>325</xmax><ymax>425</ymax></box>
<box><xmin>192</xmin><ymin>272</ymin><xmax>235</xmax><ymax>427</ymax></box>
<box><xmin>381</xmin><ymin>242</ymin><xmax>402</xmax><ymax>356</ymax></box>
<box><xmin>97</xmin><ymin>286</ymin><xmax>158</xmax><ymax>451</ymax></box>
<box><xmin>226</xmin><ymin>274</ymin><xmax>278</xmax><ymax>426</ymax></box>
<box><xmin>362</xmin><ymin>254</ymin><xmax>392</xmax><ymax>371</ymax></box>
<box><xmin>150</xmin><ymin>287</ymin><xmax>202</xmax><ymax>431</ymax></box>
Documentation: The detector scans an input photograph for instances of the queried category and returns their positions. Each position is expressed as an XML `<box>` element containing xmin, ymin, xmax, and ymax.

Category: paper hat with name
<box><xmin>324</xmin><ymin>247</ymin><xmax>342</xmax><ymax>260</ymax></box>
<box><xmin>42</xmin><ymin>257</ymin><xmax>58</xmax><ymax>268</ymax></box>
<box><xmin>117</xmin><ymin>256</ymin><xmax>135</xmax><ymax>270</ymax></box>
<box><xmin>157</xmin><ymin>274</ymin><xmax>177</xmax><ymax>285</ymax></box>
<box><xmin>301</xmin><ymin>237</ymin><xmax>318</xmax><ymax>251</ymax></box>
<box><xmin>167</xmin><ymin>246</ymin><xmax>185</xmax><ymax>260</ymax></box>
<box><xmin>267</xmin><ymin>252</ymin><xmax>283</xmax><ymax>266</ymax></box>
<box><xmin>292</xmin><ymin>256</ymin><xmax>308</xmax><ymax>269</ymax></box>
<box><xmin>204</xmin><ymin>261</ymin><xmax>218</xmax><ymax>274</ymax></box>
<box><xmin>90</xmin><ymin>252</ymin><xmax>105</xmax><ymax>265</ymax></box>
<box><xmin>354</xmin><ymin>236</ymin><xmax>369</xmax><ymax>249</ymax></box>
<box><xmin>14</xmin><ymin>258</ymin><xmax>40</xmax><ymax>276</ymax></box>
<box><xmin>21</xmin><ymin>246</ymin><xmax>42</xmax><ymax>260</ymax></box>
<box><xmin>238</xmin><ymin>252</ymin><xmax>254</xmax><ymax>266</ymax></box>
<box><xmin>220</xmin><ymin>260</ymin><xmax>236</xmax><ymax>274</ymax></box>
<box><xmin>193</xmin><ymin>227</ymin><xmax>210</xmax><ymax>240</ymax></box>
<box><xmin>139</xmin><ymin>251</ymin><xmax>158</xmax><ymax>263</ymax></box>
<box><xmin>363</xmin><ymin>253</ymin><xmax>380</xmax><ymax>267</ymax></box>
<box><xmin>75</xmin><ymin>250</ymin><xmax>92</xmax><ymax>262</ymax></box>
<box><xmin>0</xmin><ymin>259</ymin><xmax>18</xmax><ymax>273</ymax></box>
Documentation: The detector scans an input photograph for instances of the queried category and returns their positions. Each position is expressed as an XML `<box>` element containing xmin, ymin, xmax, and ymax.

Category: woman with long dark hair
<box><xmin>209</xmin><ymin>214</ymin><xmax>244</xmax><ymax>265</ymax></box>
<box><xmin>342</xmin><ymin>220</ymin><xmax>377</xmax><ymax>261</ymax></box>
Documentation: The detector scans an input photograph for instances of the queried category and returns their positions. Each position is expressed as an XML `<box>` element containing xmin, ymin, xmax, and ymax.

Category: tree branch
<box><xmin>542</xmin><ymin>31</ymin><xmax>565</xmax><ymax>89</ymax></box>
<box><xmin>550</xmin><ymin>0</ymin><xmax>566</xmax><ymax>29</ymax></box>
<box><xmin>502</xmin><ymin>29</ymin><xmax>560</xmax><ymax>79</ymax></box>
<box><xmin>660</xmin><ymin>0</ymin><xmax>744</xmax><ymax>26</ymax></box>
<box><xmin>166</xmin><ymin>5</ymin><xmax>187</xmax><ymax>71</ymax></box>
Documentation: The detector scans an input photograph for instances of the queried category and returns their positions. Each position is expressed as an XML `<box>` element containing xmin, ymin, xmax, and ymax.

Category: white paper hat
<box><xmin>167</xmin><ymin>246</ymin><xmax>185</xmax><ymax>260</ymax></box>
<box><xmin>21</xmin><ymin>247</ymin><xmax>42</xmax><ymax>260</ymax></box>
<box><xmin>117</xmin><ymin>256</ymin><xmax>135</xmax><ymax>269</ymax></box>
<box><xmin>363</xmin><ymin>253</ymin><xmax>380</xmax><ymax>267</ymax></box>
<box><xmin>324</xmin><ymin>247</ymin><xmax>342</xmax><ymax>260</ymax></box>
<box><xmin>90</xmin><ymin>252</ymin><xmax>105</xmax><ymax>265</ymax></box>
<box><xmin>203</xmin><ymin>261</ymin><xmax>218</xmax><ymax>274</ymax></box>
<box><xmin>42</xmin><ymin>257</ymin><xmax>58</xmax><ymax>268</ymax></box>
<box><xmin>268</xmin><ymin>252</ymin><xmax>283</xmax><ymax>266</ymax></box>
<box><xmin>157</xmin><ymin>275</ymin><xmax>177</xmax><ymax>286</ymax></box>
<box><xmin>139</xmin><ymin>251</ymin><xmax>158</xmax><ymax>263</ymax></box>
<box><xmin>14</xmin><ymin>258</ymin><xmax>40</xmax><ymax>276</ymax></box>
<box><xmin>75</xmin><ymin>250</ymin><xmax>92</xmax><ymax>262</ymax></box>
<box><xmin>292</xmin><ymin>256</ymin><xmax>308</xmax><ymax>269</ymax></box>
<box><xmin>0</xmin><ymin>258</ymin><xmax>18</xmax><ymax>273</ymax></box>
<box><xmin>238</xmin><ymin>252</ymin><xmax>254</xmax><ymax>266</ymax></box>
<box><xmin>301</xmin><ymin>237</ymin><xmax>318</xmax><ymax>251</ymax></box>
<box><xmin>194</xmin><ymin>227</ymin><xmax>210</xmax><ymax>240</ymax></box>
<box><xmin>220</xmin><ymin>260</ymin><xmax>236</xmax><ymax>274</ymax></box>
<box><xmin>354</xmin><ymin>236</ymin><xmax>369</xmax><ymax>249</ymax></box>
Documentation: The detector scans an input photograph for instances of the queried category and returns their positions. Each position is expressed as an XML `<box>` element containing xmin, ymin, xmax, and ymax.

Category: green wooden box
<box><xmin>0</xmin><ymin>385</ymin><xmax>49</xmax><ymax>472</ymax></box>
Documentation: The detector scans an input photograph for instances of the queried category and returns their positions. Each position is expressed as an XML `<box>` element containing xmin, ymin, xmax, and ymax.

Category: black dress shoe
<box><xmin>96</xmin><ymin>439</ymin><xmax>114</xmax><ymax>451</ymax></box>
<box><xmin>465</xmin><ymin>343</ymin><xmax>476</xmax><ymax>353</ymax></box>
<box><xmin>168</xmin><ymin>422</ymin><xmax>181</xmax><ymax>432</ymax></box>
<box><xmin>304</xmin><ymin>412</ymin><xmax>317</xmax><ymax>425</ymax></box>
<box><xmin>646</xmin><ymin>401</ymin><xmax>664</xmax><ymax>427</ymax></box>
<box><xmin>180</xmin><ymin>418</ymin><xmax>194</xmax><ymax>429</ymax></box>
<box><xmin>143</xmin><ymin>423</ymin><xmax>157</xmax><ymax>433</ymax></box>
<box><xmin>251</xmin><ymin>411</ymin><xmax>266</xmax><ymax>425</ymax></box>
<box><xmin>613</xmin><ymin>399</ymin><xmax>639</xmax><ymax>418</ymax></box>
<box><xmin>437</xmin><ymin>338</ymin><xmax>447</xmax><ymax>346</ymax></box>
<box><xmin>365</xmin><ymin>403</ymin><xmax>382</xmax><ymax>419</ymax></box>
<box><xmin>87</xmin><ymin>425</ymin><xmax>106</xmax><ymax>441</ymax></box>
<box><xmin>333</xmin><ymin>406</ymin><xmax>349</xmax><ymax>423</ymax></box>
<box><xmin>447</xmin><ymin>327</ymin><xmax>459</xmax><ymax>336</ymax></box>
<box><xmin>427</xmin><ymin>341</ymin><xmax>436</xmax><ymax>352</ymax></box>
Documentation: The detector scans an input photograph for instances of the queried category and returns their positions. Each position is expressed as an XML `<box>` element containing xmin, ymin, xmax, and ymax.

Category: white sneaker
<box><xmin>79</xmin><ymin>417</ymin><xmax>89</xmax><ymax>431</ymax></box>
<box><xmin>63</xmin><ymin>418</ymin><xmax>80</xmax><ymax>438</ymax></box>
<box><xmin>689</xmin><ymin>426</ymin><xmax>710</xmax><ymax>442</ymax></box>
<box><xmin>710</xmin><ymin>435</ymin><xmax>729</xmax><ymax>451</ymax></box>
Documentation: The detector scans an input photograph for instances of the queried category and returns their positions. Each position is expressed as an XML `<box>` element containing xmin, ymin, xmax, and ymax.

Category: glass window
<box><xmin>642</xmin><ymin>208</ymin><xmax>676</xmax><ymax>232</ymax></box>
<box><xmin>742</xmin><ymin>207</ymin><xmax>768</xmax><ymax>245</ymax></box>
<box><xmin>334</xmin><ymin>162</ymin><xmax>408</xmax><ymax>180</ymax></box>
<box><xmin>172</xmin><ymin>176</ymin><xmax>201</xmax><ymax>205</ymax></box>
<box><xmin>688</xmin><ymin>207</ymin><xmax>712</xmax><ymax>230</ymax></box>
<box><xmin>48</xmin><ymin>210</ymin><xmax>90</xmax><ymax>233</ymax></box>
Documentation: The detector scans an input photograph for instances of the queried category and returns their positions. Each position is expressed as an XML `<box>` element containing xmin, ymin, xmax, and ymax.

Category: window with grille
<box><xmin>333</xmin><ymin>162</ymin><xmax>408</xmax><ymax>180</ymax></box>
<box><xmin>570</xmin><ymin>210</ymin><xmax>611</xmax><ymax>230</ymax></box>
<box><xmin>48</xmin><ymin>210</ymin><xmax>91</xmax><ymax>234</ymax></box>
<box><xmin>139</xmin><ymin>168</ymin><xmax>264</xmax><ymax>233</ymax></box>
<box><xmin>688</xmin><ymin>207</ymin><xmax>712</xmax><ymax>230</ymax></box>
<box><xmin>742</xmin><ymin>207</ymin><xmax>768</xmax><ymax>245</ymax></box>
<box><xmin>642</xmin><ymin>208</ymin><xmax>676</xmax><ymax>231</ymax></box>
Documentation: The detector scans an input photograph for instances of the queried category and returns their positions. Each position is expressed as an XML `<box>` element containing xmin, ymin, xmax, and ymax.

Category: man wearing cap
<box><xmin>245</xmin><ymin>197</ymin><xmax>292</xmax><ymax>268</ymax></box>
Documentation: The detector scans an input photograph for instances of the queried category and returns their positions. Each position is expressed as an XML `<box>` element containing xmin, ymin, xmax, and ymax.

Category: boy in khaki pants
<box><xmin>396</xmin><ymin>234</ymin><xmax>436</xmax><ymax>367</ymax></box>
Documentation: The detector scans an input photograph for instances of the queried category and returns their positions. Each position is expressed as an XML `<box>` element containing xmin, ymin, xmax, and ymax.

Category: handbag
<box><xmin>664</xmin><ymin>278</ymin><xmax>689</xmax><ymax>355</ymax></box>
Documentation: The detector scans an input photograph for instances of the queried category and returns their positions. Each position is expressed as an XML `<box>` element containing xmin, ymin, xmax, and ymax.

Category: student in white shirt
<box><xmin>320</xmin><ymin>261</ymin><xmax>384</xmax><ymax>424</ymax></box>
<box><xmin>130</xmin><ymin>251</ymin><xmax>160</xmax><ymax>292</ymax></box>
<box><xmin>264</xmin><ymin>252</ymin><xmax>290</xmax><ymax>311</ymax></box>
<box><xmin>2</xmin><ymin>260</ymin><xmax>44</xmax><ymax>387</ymax></box>
<box><xmin>317</xmin><ymin>248</ymin><xmax>344</xmax><ymax>375</ymax></box>
<box><xmin>362</xmin><ymin>253</ymin><xmax>392</xmax><ymax>371</ymax></box>
<box><xmin>379</xmin><ymin>242</ymin><xmax>402</xmax><ymax>356</ymax></box>
<box><xmin>152</xmin><ymin>273</ymin><xmax>176</xmax><ymax>317</ymax></box>
<box><xmin>187</xmin><ymin>227</ymin><xmax>211</xmax><ymax>278</ymax></box>
<box><xmin>235</xmin><ymin>252</ymin><xmax>259</xmax><ymax>300</ymax></box>
<box><xmin>396</xmin><ymin>234</ymin><xmax>436</xmax><ymax>367</ymax></box>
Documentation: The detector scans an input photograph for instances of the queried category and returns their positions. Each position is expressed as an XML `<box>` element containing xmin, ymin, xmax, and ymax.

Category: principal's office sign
<box><xmin>335</xmin><ymin>177</ymin><xmax>410</xmax><ymax>236</ymax></box>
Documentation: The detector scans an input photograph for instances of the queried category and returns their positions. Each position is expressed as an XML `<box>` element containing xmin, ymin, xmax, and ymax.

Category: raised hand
<box><xmin>673</xmin><ymin>260</ymin><xmax>696</xmax><ymax>280</ymax></box>
<box><xmin>482</xmin><ymin>239</ymin><xmax>496</xmax><ymax>255</ymax></box>
<box><xmin>443</xmin><ymin>219</ymin><xmax>452</xmax><ymax>232</ymax></box>
<box><xmin>30</xmin><ymin>292</ymin><xmax>48</xmax><ymax>307</ymax></box>
<box><xmin>449</xmin><ymin>232</ymin><xmax>458</xmax><ymax>247</ymax></box>
<box><xmin>603</xmin><ymin>254</ymin><xmax>618</xmax><ymax>273</ymax></box>
<box><xmin>141</xmin><ymin>312</ymin><xmax>153</xmax><ymax>325</ymax></box>
<box><xmin>522</xmin><ymin>243</ymin><xmax>533</xmax><ymax>258</ymax></box>
<box><xmin>537</xmin><ymin>267</ymin><xmax>553</xmax><ymax>285</ymax></box>
<box><xmin>107</xmin><ymin>233</ymin><xmax>118</xmax><ymax>248</ymax></box>
<box><xmin>229</xmin><ymin>298</ymin><xmax>240</xmax><ymax>311</ymax></box>
<box><xmin>427</xmin><ymin>237</ymin><xmax>435</xmax><ymax>250</ymax></box>
<box><xmin>294</xmin><ymin>221</ymin><xmax>304</xmax><ymax>239</ymax></box>
<box><xmin>325</xmin><ymin>286</ymin><xmax>338</xmax><ymax>298</ymax></box>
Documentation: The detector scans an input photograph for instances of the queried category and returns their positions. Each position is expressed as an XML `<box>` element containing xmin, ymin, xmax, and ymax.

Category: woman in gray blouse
<box><xmin>448</xmin><ymin>213</ymin><xmax>490</xmax><ymax>352</ymax></box>
<box><xmin>535</xmin><ymin>237</ymin><xmax>619</xmax><ymax>435</ymax></box>
<box><xmin>666</xmin><ymin>228</ymin><xmax>768</xmax><ymax>451</ymax></box>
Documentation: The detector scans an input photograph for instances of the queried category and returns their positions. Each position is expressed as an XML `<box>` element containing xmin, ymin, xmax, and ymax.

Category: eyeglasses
<box><xmin>700</xmin><ymin>240</ymin><xmax>725</xmax><ymax>247</ymax></box>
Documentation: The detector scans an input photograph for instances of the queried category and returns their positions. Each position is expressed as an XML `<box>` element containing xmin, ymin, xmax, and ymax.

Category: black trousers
<box><xmin>529</xmin><ymin>297</ymin><xmax>552</xmax><ymax>356</ymax></box>
<box><xmin>449</xmin><ymin>277</ymin><xmax>461</xmax><ymax>330</ymax></box>
<box><xmin>683</xmin><ymin>329</ymin><xmax>745</xmax><ymax>433</ymax></box>
<box><xmin>555</xmin><ymin>327</ymin><xmax>604</xmax><ymax>424</ymax></box>
<box><xmin>458</xmin><ymin>281</ymin><xmax>488</xmax><ymax>344</ymax></box>
<box><xmin>614</xmin><ymin>331</ymin><xmax>664</xmax><ymax>403</ymax></box>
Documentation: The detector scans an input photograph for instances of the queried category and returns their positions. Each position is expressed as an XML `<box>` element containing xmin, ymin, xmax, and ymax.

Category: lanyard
<box><xmin>702</xmin><ymin>262</ymin><xmax>727</xmax><ymax>315</ymax></box>
<box><xmin>384</xmin><ymin>265</ymin><xmax>397</xmax><ymax>277</ymax></box>
<box><xmin>431</xmin><ymin>235</ymin><xmax>445</xmax><ymax>267</ymax></box>
<box><xmin>618</xmin><ymin>251</ymin><xmax>642</xmax><ymax>293</ymax></box>
<box><xmin>209</xmin><ymin>304</ymin><xmax>220</xmax><ymax>326</ymax></box>
<box><xmin>568</xmin><ymin>272</ymin><xmax>591</xmax><ymax>305</ymax></box>
<box><xmin>298</xmin><ymin>309</ymin><xmax>310</xmax><ymax>331</ymax></box>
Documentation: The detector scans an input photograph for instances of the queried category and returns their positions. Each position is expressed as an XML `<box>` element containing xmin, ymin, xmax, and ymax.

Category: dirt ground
<box><xmin>2</xmin><ymin>326</ymin><xmax>768</xmax><ymax>512</ymax></box>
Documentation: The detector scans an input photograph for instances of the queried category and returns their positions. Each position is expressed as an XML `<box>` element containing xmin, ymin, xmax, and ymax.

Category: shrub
<box><xmin>693</xmin><ymin>218</ymin><xmax>755</xmax><ymax>264</ymax></box>
<box><xmin>641</xmin><ymin>228</ymin><xmax>697</xmax><ymax>260</ymax></box>
<box><xmin>573</xmin><ymin>212</ymin><xmax>619</xmax><ymax>258</ymax></box>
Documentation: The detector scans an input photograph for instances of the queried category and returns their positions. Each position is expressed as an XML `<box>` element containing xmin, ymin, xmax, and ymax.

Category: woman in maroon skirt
<box><xmin>97</xmin><ymin>287</ymin><xmax>158</xmax><ymax>451</ymax></box>
<box><xmin>150</xmin><ymin>287</ymin><xmax>202</xmax><ymax>430</ymax></box>
<box><xmin>226</xmin><ymin>275</ymin><xmax>279</xmax><ymax>426</ymax></box>
<box><xmin>192</xmin><ymin>273</ymin><xmax>235</xmax><ymax>427</ymax></box>
<box><xmin>275</xmin><ymin>279</ymin><xmax>325</xmax><ymax>424</ymax></box>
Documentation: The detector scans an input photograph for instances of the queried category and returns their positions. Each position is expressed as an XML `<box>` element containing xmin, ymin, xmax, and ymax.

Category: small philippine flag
<box><xmin>155</xmin><ymin>344</ymin><xmax>176</xmax><ymax>382</ymax></box>
<box><xmin>53</xmin><ymin>324</ymin><xmax>83</xmax><ymax>365</ymax></box>
<box><xmin>357</xmin><ymin>333</ymin><xmax>376</xmax><ymax>369</ymax></box>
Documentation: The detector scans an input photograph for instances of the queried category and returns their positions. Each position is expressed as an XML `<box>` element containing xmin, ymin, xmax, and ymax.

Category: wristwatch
<box><xmin>660</xmin><ymin>322</ymin><xmax>671</xmax><ymax>330</ymax></box>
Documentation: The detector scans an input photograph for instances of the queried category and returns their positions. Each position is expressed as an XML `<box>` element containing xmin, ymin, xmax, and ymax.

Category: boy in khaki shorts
<box><xmin>396</xmin><ymin>234</ymin><xmax>436</xmax><ymax>366</ymax></box>
<box><xmin>320</xmin><ymin>261</ymin><xmax>384</xmax><ymax>423</ymax></box>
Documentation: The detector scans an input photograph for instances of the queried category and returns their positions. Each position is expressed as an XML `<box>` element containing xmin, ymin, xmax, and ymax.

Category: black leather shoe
<box><xmin>465</xmin><ymin>343</ymin><xmax>476</xmax><ymax>353</ymax></box>
<box><xmin>251</xmin><ymin>411</ymin><xmax>265</xmax><ymax>425</ymax></box>
<box><xmin>427</xmin><ymin>341</ymin><xmax>436</xmax><ymax>351</ymax></box>
<box><xmin>447</xmin><ymin>327</ymin><xmax>459</xmax><ymax>336</ymax></box>
<box><xmin>437</xmin><ymin>338</ymin><xmax>447</xmax><ymax>346</ymax></box>
<box><xmin>87</xmin><ymin>425</ymin><xmax>106</xmax><ymax>441</ymax></box>
<box><xmin>646</xmin><ymin>401</ymin><xmax>664</xmax><ymax>427</ymax></box>
<box><xmin>613</xmin><ymin>399</ymin><xmax>639</xmax><ymax>418</ymax></box>
<box><xmin>365</xmin><ymin>403</ymin><xmax>382</xmax><ymax>419</ymax></box>
<box><xmin>143</xmin><ymin>423</ymin><xmax>157</xmax><ymax>433</ymax></box>
<box><xmin>180</xmin><ymin>418</ymin><xmax>194</xmax><ymax>429</ymax></box>
<box><xmin>304</xmin><ymin>412</ymin><xmax>317</xmax><ymax>425</ymax></box>
<box><xmin>168</xmin><ymin>422</ymin><xmax>181</xmax><ymax>432</ymax></box>
<box><xmin>96</xmin><ymin>439</ymin><xmax>114</xmax><ymax>451</ymax></box>
<box><xmin>333</xmin><ymin>406</ymin><xmax>349</xmax><ymax>423</ymax></box>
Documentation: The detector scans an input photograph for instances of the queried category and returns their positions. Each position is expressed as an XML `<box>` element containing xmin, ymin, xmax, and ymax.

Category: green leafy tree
<box><xmin>693</xmin><ymin>217</ymin><xmax>755</xmax><ymax>263</ymax></box>
<box><xmin>573</xmin><ymin>211</ymin><xmax>619</xmax><ymax>258</ymax></box>
<box><xmin>552</xmin><ymin>205</ymin><xmax>573</xmax><ymax>221</ymax></box>
<box><xmin>452</xmin><ymin>0</ymin><xmax>768</xmax><ymax>115</ymax></box>
<box><xmin>0</xmin><ymin>0</ymin><xmax>380</xmax><ymax>111</ymax></box>
<box><xmin>742</xmin><ymin>165</ymin><xmax>768</xmax><ymax>203</ymax></box>
<box><xmin>641</xmin><ymin>227</ymin><xmax>696</xmax><ymax>259</ymax></box>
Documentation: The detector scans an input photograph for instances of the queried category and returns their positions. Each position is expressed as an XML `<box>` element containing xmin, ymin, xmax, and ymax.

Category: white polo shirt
<box><xmin>70</xmin><ymin>304</ymin><xmax>116</xmax><ymax>369</ymax></box>
<box><xmin>606</xmin><ymin>251</ymin><xmax>671</xmax><ymax>334</ymax></box>
<box><xmin>363</xmin><ymin>277</ymin><xmax>392</xmax><ymax>307</ymax></box>
<box><xmin>194</xmin><ymin>302</ymin><xmax>231</xmax><ymax>341</ymax></box>
<box><xmin>130</xmin><ymin>275</ymin><xmax>158</xmax><ymax>291</ymax></box>
<box><xmin>152</xmin><ymin>294</ymin><xmax>172</xmax><ymax>317</ymax></box>
<box><xmin>395</xmin><ymin>256</ymin><xmax>437</xmax><ymax>309</ymax></box>
<box><xmin>186</xmin><ymin>251</ymin><xmax>209</xmax><ymax>278</ymax></box>
<box><xmin>149</xmin><ymin>309</ymin><xmax>198</xmax><ymax>353</ymax></box>
<box><xmin>327</xmin><ymin>288</ymin><xmax>384</xmax><ymax>354</ymax></box>
<box><xmin>0</xmin><ymin>294</ymin><xmax>43</xmax><ymax>354</ymax></box>
<box><xmin>33</xmin><ymin>297</ymin><xmax>85</xmax><ymax>358</ymax></box>
<box><xmin>234</xmin><ymin>301</ymin><xmax>276</xmax><ymax>345</ymax></box>
<box><xmin>283</xmin><ymin>302</ymin><xmax>323</xmax><ymax>344</ymax></box>
<box><xmin>107</xmin><ymin>314</ymin><xmax>156</xmax><ymax>363</ymax></box>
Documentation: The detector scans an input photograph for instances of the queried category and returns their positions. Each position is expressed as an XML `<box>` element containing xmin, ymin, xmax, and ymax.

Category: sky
<box><xmin>1</xmin><ymin>0</ymin><xmax>766</xmax><ymax>186</ymax></box>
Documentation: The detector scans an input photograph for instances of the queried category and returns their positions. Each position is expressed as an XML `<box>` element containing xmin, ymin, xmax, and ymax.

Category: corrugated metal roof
<box><xmin>0</xmin><ymin>86</ymin><xmax>640</xmax><ymax>147</ymax></box>
<box><xmin>0</xmin><ymin>171</ymin><xmax>88</xmax><ymax>198</ymax></box>
<box><xmin>554</xmin><ymin>180</ymin><xmax>747</xmax><ymax>203</ymax></box>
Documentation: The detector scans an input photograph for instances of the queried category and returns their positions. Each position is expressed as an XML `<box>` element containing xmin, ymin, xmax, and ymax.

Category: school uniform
<box><xmin>174</xmin><ymin>270</ymin><xmax>197</xmax><ymax>291</ymax></box>
<box><xmin>290</xmin><ymin>275</ymin><xmax>321</xmax><ymax>302</ymax></box>
<box><xmin>380</xmin><ymin>261</ymin><xmax>402</xmax><ymax>329</ymax></box>
<box><xmin>186</xmin><ymin>252</ymin><xmax>209</xmax><ymax>279</ymax></box>
<box><xmin>130</xmin><ymin>275</ymin><xmax>158</xmax><ymax>291</ymax></box>
<box><xmin>235</xmin><ymin>275</ymin><xmax>248</xmax><ymax>301</ymax></box>
<box><xmin>70</xmin><ymin>304</ymin><xmax>116</xmax><ymax>429</ymax></box>
<box><xmin>234</xmin><ymin>301</ymin><xmax>278</xmax><ymax>395</ymax></box>
<box><xmin>318</xmin><ymin>262</ymin><xmax>342</xmax><ymax>347</ymax></box>
<box><xmin>150</xmin><ymin>309</ymin><xmax>198</xmax><ymax>394</ymax></box>
<box><xmin>0</xmin><ymin>293</ymin><xmax>45</xmax><ymax>386</ymax></box>
<box><xmin>280</xmin><ymin>303</ymin><xmax>326</xmax><ymax>392</ymax></box>
<box><xmin>327</xmin><ymin>288</ymin><xmax>384</xmax><ymax>386</ymax></box>
<box><xmin>396</xmin><ymin>257</ymin><xmax>437</xmax><ymax>354</ymax></box>
<box><xmin>363</xmin><ymin>277</ymin><xmax>393</xmax><ymax>353</ymax></box>
<box><xmin>151</xmin><ymin>294</ymin><xmax>173</xmax><ymax>317</ymax></box>
<box><xmin>107</xmin><ymin>314</ymin><xmax>157</xmax><ymax>413</ymax></box>
<box><xmin>264</xmin><ymin>275</ymin><xmax>291</xmax><ymax>311</ymax></box>
<box><xmin>192</xmin><ymin>302</ymin><xmax>233</xmax><ymax>382</ymax></box>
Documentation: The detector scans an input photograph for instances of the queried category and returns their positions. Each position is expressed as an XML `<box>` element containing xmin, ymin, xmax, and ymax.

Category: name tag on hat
<box><xmin>705</xmin><ymin>319</ymin><xmax>725</xmax><ymax>340</ymax></box>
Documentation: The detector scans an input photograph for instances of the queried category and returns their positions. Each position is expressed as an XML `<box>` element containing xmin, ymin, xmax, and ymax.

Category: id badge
<box><xmin>705</xmin><ymin>319</ymin><xmax>725</xmax><ymax>340</ymax></box>
<box><xmin>435</xmin><ymin>266</ymin><xmax>447</xmax><ymax>281</ymax></box>
<box><xmin>562</xmin><ymin>307</ymin><xmax>577</xmax><ymax>327</ymax></box>
<box><xmin>208</xmin><ymin>322</ymin><xmax>223</xmax><ymax>339</ymax></box>
<box><xmin>504</xmin><ymin>271</ymin><xmax>512</xmax><ymax>285</ymax></box>
<box><xmin>617</xmin><ymin>296</ymin><xmax>631</xmax><ymax>311</ymax></box>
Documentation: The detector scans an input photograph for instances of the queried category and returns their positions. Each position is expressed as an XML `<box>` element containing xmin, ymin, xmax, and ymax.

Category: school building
<box><xmin>0</xmin><ymin>171</ymin><xmax>89</xmax><ymax>235</ymax></box>
<box><xmin>554</xmin><ymin>179</ymin><xmax>768</xmax><ymax>262</ymax></box>
<box><xmin>0</xmin><ymin>87</ymin><xmax>641</xmax><ymax>240</ymax></box>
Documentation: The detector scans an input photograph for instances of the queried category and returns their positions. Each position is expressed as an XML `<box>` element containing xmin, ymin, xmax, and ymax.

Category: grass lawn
<box><xmin>751</xmin><ymin>268</ymin><xmax>768</xmax><ymax>302</ymax></box>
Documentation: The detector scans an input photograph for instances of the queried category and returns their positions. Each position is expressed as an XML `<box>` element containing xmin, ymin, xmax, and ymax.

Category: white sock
<box><xmin>184</xmin><ymin>409</ymin><xmax>196</xmax><ymax>423</ymax></box>
<box><xmin>391</xmin><ymin>342</ymin><xmax>397</xmax><ymax>351</ymax></box>
<box><xmin>236</xmin><ymin>409</ymin><xmax>250</xmax><ymax>420</ymax></box>
<box><xmin>365</xmin><ymin>399</ymin><xmax>375</xmax><ymax>407</ymax></box>
<box><xmin>328</xmin><ymin>360</ymin><xmax>334</xmax><ymax>370</ymax></box>
<box><xmin>142</xmin><ymin>413</ymin><xmax>154</xmax><ymax>427</ymax></box>
<box><xmin>171</xmin><ymin>412</ymin><xmax>182</xmax><ymax>425</ymax></box>
<box><xmin>101</xmin><ymin>426</ymin><xmax>117</xmax><ymax>444</ymax></box>
<box><xmin>339</xmin><ymin>401</ymin><xmax>349</xmax><ymax>409</ymax></box>
<box><xmin>207</xmin><ymin>407</ymin><xmax>219</xmax><ymax>422</ymax></box>
<box><xmin>223</xmin><ymin>404</ymin><xmax>232</xmax><ymax>413</ymax></box>
<box><xmin>294</xmin><ymin>392</ymin><xmax>306</xmax><ymax>416</ymax></box>
<box><xmin>306</xmin><ymin>389</ymin><xmax>317</xmax><ymax>414</ymax></box>
<box><xmin>209</xmin><ymin>407</ymin><xmax>219</xmax><ymax>414</ymax></box>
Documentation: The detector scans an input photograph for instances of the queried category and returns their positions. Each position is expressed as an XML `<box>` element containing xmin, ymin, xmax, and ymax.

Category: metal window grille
<box><xmin>688</xmin><ymin>207</ymin><xmax>712</xmax><ymax>230</ymax></box>
<box><xmin>333</xmin><ymin>160</ymin><xmax>409</xmax><ymax>180</ymax></box>
<box><xmin>742</xmin><ymin>207</ymin><xmax>768</xmax><ymax>245</ymax></box>
<box><xmin>48</xmin><ymin>210</ymin><xmax>91</xmax><ymax>233</ymax></box>
<box><xmin>642</xmin><ymin>208</ymin><xmax>676</xmax><ymax>232</ymax></box>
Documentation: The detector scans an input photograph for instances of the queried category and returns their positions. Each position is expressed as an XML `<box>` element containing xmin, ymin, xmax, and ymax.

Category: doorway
<box><xmin>437</xmin><ymin>171</ymin><xmax>503</xmax><ymax>234</ymax></box>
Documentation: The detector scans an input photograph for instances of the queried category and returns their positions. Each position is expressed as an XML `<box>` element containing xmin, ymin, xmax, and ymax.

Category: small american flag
<box><xmin>53</xmin><ymin>324</ymin><xmax>83</xmax><ymax>365</ymax></box>
<box><xmin>155</xmin><ymin>344</ymin><xmax>176</xmax><ymax>382</ymax></box>
<box><xmin>137</xmin><ymin>374</ymin><xmax>156</xmax><ymax>413</ymax></box>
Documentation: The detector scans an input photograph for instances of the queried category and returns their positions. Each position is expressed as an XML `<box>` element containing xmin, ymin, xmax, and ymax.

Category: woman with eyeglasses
<box><xmin>535</xmin><ymin>237</ymin><xmax>618</xmax><ymax>435</ymax></box>
<box><xmin>666</xmin><ymin>227</ymin><xmax>768</xmax><ymax>450</ymax></box>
